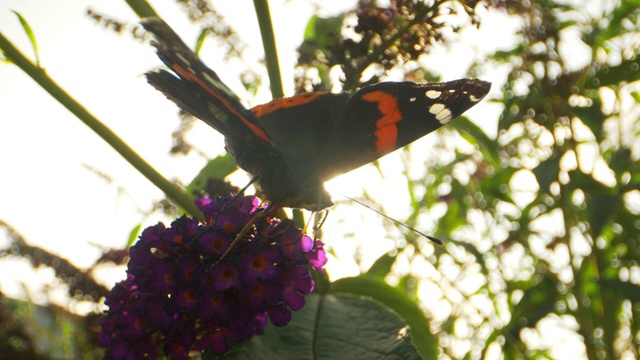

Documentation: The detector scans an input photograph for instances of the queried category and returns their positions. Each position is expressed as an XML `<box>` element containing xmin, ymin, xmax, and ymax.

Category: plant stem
<box><xmin>125</xmin><ymin>0</ymin><xmax>159</xmax><ymax>19</ymax></box>
<box><xmin>0</xmin><ymin>31</ymin><xmax>203</xmax><ymax>221</ymax></box>
<box><xmin>253</xmin><ymin>0</ymin><xmax>284</xmax><ymax>99</ymax></box>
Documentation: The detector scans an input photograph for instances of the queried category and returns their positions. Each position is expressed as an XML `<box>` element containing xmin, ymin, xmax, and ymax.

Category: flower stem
<box><xmin>253</xmin><ymin>0</ymin><xmax>284</xmax><ymax>99</ymax></box>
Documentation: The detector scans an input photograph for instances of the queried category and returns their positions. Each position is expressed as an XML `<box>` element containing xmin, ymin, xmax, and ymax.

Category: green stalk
<box><xmin>252</xmin><ymin>0</ymin><xmax>306</xmax><ymax>223</ymax></box>
<box><xmin>0</xmin><ymin>32</ymin><xmax>203</xmax><ymax>221</ymax></box>
<box><xmin>253</xmin><ymin>0</ymin><xmax>305</xmax><ymax>223</ymax></box>
<box><xmin>125</xmin><ymin>0</ymin><xmax>158</xmax><ymax>19</ymax></box>
<box><xmin>253</xmin><ymin>0</ymin><xmax>284</xmax><ymax>99</ymax></box>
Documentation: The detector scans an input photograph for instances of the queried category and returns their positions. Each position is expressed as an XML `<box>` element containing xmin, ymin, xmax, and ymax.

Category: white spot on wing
<box><xmin>176</xmin><ymin>52</ymin><xmax>189</xmax><ymax>64</ymax></box>
<box><xmin>202</xmin><ymin>72</ymin><xmax>218</xmax><ymax>87</ymax></box>
<box><xmin>470</xmin><ymin>94</ymin><xmax>480</xmax><ymax>102</ymax></box>
<box><xmin>176</xmin><ymin>53</ymin><xmax>194</xmax><ymax>73</ymax></box>
<box><xmin>429</xmin><ymin>103</ymin><xmax>453</xmax><ymax>124</ymax></box>
<box><xmin>409</xmin><ymin>97</ymin><xmax>417</xmax><ymax>102</ymax></box>
<box><xmin>202</xmin><ymin>72</ymin><xmax>237</xmax><ymax>99</ymax></box>
<box><xmin>425</xmin><ymin>90</ymin><xmax>442</xmax><ymax>99</ymax></box>
<box><xmin>429</xmin><ymin>103</ymin><xmax>445</xmax><ymax>114</ymax></box>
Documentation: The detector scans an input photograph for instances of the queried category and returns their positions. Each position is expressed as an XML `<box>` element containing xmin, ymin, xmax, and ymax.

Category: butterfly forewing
<box><xmin>143</xmin><ymin>18</ymin><xmax>273</xmax><ymax>147</ymax></box>
<box><xmin>316</xmin><ymin>79</ymin><xmax>491</xmax><ymax>181</ymax></box>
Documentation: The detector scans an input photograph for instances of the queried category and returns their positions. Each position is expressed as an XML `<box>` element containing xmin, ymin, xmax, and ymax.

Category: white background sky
<box><xmin>0</xmin><ymin>0</ymin><xmax>508</xmax><ymax>296</ymax></box>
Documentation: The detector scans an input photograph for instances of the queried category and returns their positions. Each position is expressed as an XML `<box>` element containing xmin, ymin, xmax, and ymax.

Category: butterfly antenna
<box><xmin>214</xmin><ymin>201</ymin><xmax>277</xmax><ymax>266</ymax></box>
<box><xmin>342</xmin><ymin>196</ymin><xmax>444</xmax><ymax>245</ymax></box>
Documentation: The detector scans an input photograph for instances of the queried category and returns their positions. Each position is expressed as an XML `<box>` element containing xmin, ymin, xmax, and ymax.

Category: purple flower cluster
<box><xmin>99</xmin><ymin>195</ymin><xmax>327</xmax><ymax>359</ymax></box>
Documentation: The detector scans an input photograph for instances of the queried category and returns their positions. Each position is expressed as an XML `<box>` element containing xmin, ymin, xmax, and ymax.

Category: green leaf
<box><xmin>298</xmin><ymin>14</ymin><xmax>345</xmax><ymax>75</ymax></box>
<box><xmin>593</xmin><ymin>59</ymin><xmax>640</xmax><ymax>87</ymax></box>
<box><xmin>126</xmin><ymin>223</ymin><xmax>142</xmax><ymax>248</ymax></box>
<box><xmin>599</xmin><ymin>279</ymin><xmax>640</xmax><ymax>303</ymax></box>
<box><xmin>570</xmin><ymin>99</ymin><xmax>606</xmax><ymax>143</ymax></box>
<box><xmin>303</xmin><ymin>15</ymin><xmax>344</xmax><ymax>44</ymax></box>
<box><xmin>504</xmin><ymin>276</ymin><xmax>557</xmax><ymax>337</ymax></box>
<box><xmin>607</xmin><ymin>147</ymin><xmax>632</xmax><ymax>180</ymax></box>
<box><xmin>589</xmin><ymin>193</ymin><xmax>618</xmax><ymax>239</ymax></box>
<box><xmin>367</xmin><ymin>253</ymin><xmax>396</xmax><ymax>277</ymax></box>
<box><xmin>595</xmin><ymin>0</ymin><xmax>640</xmax><ymax>46</ymax></box>
<box><xmin>452</xmin><ymin>116</ymin><xmax>500</xmax><ymax>167</ymax></box>
<box><xmin>498</xmin><ymin>93</ymin><xmax>526</xmax><ymax>131</ymax></box>
<box><xmin>221</xmin><ymin>293</ymin><xmax>422</xmax><ymax>359</ymax></box>
<box><xmin>533</xmin><ymin>156</ymin><xmax>560</xmax><ymax>193</ymax></box>
<box><xmin>11</xmin><ymin>11</ymin><xmax>40</xmax><ymax>67</ymax></box>
<box><xmin>195</xmin><ymin>28</ymin><xmax>207</xmax><ymax>55</ymax></box>
<box><xmin>447</xmin><ymin>240</ymin><xmax>488</xmax><ymax>275</ymax></box>
<box><xmin>186</xmin><ymin>154</ymin><xmax>237</xmax><ymax>195</ymax></box>
<box><xmin>330</xmin><ymin>275</ymin><xmax>436</xmax><ymax>359</ymax></box>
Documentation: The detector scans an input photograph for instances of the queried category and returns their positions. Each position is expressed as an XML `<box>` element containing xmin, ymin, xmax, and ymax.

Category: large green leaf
<box><xmin>367</xmin><ymin>253</ymin><xmax>397</xmax><ymax>277</ymax></box>
<box><xmin>220</xmin><ymin>293</ymin><xmax>422</xmax><ymax>359</ymax></box>
<box><xmin>331</xmin><ymin>275</ymin><xmax>437</xmax><ymax>359</ymax></box>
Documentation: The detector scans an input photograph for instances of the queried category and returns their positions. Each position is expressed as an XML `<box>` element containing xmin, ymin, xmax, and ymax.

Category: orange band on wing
<box><xmin>362</xmin><ymin>91</ymin><xmax>402</xmax><ymax>154</ymax></box>
<box><xmin>173</xmin><ymin>64</ymin><xmax>272</xmax><ymax>144</ymax></box>
<box><xmin>251</xmin><ymin>92</ymin><xmax>324</xmax><ymax>118</ymax></box>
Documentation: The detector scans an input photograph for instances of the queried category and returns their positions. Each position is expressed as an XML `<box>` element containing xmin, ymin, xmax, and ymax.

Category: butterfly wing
<box><xmin>143</xmin><ymin>18</ymin><xmax>295</xmax><ymax>197</ymax></box>
<box><xmin>247</xmin><ymin>92</ymin><xmax>350</xmax><ymax>209</ymax></box>
<box><xmin>250</xmin><ymin>92</ymin><xmax>350</xmax><ymax>178</ymax></box>
<box><xmin>315</xmin><ymin>79</ymin><xmax>491</xmax><ymax>181</ymax></box>
<box><xmin>248</xmin><ymin>79</ymin><xmax>490</xmax><ymax>209</ymax></box>
<box><xmin>142</xmin><ymin>18</ymin><xmax>273</xmax><ymax>149</ymax></box>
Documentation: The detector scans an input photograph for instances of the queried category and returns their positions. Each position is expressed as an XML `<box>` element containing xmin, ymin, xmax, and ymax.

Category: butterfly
<box><xmin>143</xmin><ymin>18</ymin><xmax>490</xmax><ymax>212</ymax></box>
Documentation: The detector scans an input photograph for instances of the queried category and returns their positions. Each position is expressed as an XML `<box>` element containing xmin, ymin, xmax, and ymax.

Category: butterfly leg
<box><xmin>213</xmin><ymin>202</ymin><xmax>277</xmax><ymax>266</ymax></box>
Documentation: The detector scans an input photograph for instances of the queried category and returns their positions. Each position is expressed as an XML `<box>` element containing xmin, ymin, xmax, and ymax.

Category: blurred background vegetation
<box><xmin>1</xmin><ymin>0</ymin><xmax>640</xmax><ymax>358</ymax></box>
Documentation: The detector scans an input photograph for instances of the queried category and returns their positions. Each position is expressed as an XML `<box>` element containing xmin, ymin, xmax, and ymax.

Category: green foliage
<box><xmin>331</xmin><ymin>275</ymin><xmax>437</xmax><ymax>359</ymax></box>
<box><xmin>186</xmin><ymin>154</ymin><xmax>238</xmax><ymax>195</ymax></box>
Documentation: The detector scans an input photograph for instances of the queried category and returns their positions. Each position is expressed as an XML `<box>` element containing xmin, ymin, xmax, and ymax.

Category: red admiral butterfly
<box><xmin>143</xmin><ymin>19</ymin><xmax>490</xmax><ymax>211</ymax></box>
